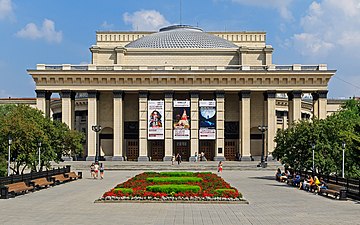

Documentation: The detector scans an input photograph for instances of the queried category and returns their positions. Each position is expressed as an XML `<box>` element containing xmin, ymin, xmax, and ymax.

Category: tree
<box><xmin>0</xmin><ymin>104</ymin><xmax>84</xmax><ymax>176</ymax></box>
<box><xmin>273</xmin><ymin>99</ymin><xmax>360</xmax><ymax>178</ymax></box>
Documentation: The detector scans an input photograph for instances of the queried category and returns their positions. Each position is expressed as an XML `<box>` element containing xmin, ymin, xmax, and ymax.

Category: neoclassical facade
<box><xmin>28</xmin><ymin>25</ymin><xmax>335</xmax><ymax>161</ymax></box>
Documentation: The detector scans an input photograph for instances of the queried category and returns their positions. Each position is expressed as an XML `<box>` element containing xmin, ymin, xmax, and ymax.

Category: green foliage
<box><xmin>0</xmin><ymin>104</ymin><xmax>84</xmax><ymax>176</ymax></box>
<box><xmin>273</xmin><ymin>99</ymin><xmax>360</xmax><ymax>178</ymax></box>
<box><xmin>114</xmin><ymin>188</ymin><xmax>133</xmax><ymax>194</ymax></box>
<box><xmin>159</xmin><ymin>172</ymin><xmax>194</xmax><ymax>177</ymax></box>
<box><xmin>146</xmin><ymin>185</ymin><xmax>201</xmax><ymax>193</ymax></box>
<box><xmin>0</xmin><ymin>158</ymin><xmax>7</xmax><ymax>177</ymax></box>
<box><xmin>214</xmin><ymin>189</ymin><xmax>236</xmax><ymax>194</ymax></box>
<box><xmin>146</xmin><ymin>177</ymin><xmax>202</xmax><ymax>183</ymax></box>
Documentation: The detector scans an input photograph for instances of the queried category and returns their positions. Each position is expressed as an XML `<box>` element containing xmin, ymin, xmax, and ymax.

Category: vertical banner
<box><xmin>173</xmin><ymin>100</ymin><xmax>191</xmax><ymax>140</ymax></box>
<box><xmin>148</xmin><ymin>100</ymin><xmax>164</xmax><ymax>140</ymax></box>
<box><xmin>199</xmin><ymin>100</ymin><xmax>216</xmax><ymax>140</ymax></box>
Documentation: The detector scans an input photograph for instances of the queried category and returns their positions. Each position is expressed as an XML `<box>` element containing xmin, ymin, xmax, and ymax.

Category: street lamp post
<box><xmin>342</xmin><ymin>141</ymin><xmax>346</xmax><ymax>178</ymax></box>
<box><xmin>7</xmin><ymin>135</ymin><xmax>12</xmax><ymax>177</ymax></box>
<box><xmin>38</xmin><ymin>141</ymin><xmax>42</xmax><ymax>172</ymax></box>
<box><xmin>311</xmin><ymin>143</ymin><xmax>315</xmax><ymax>173</ymax></box>
<box><xmin>257</xmin><ymin>125</ymin><xmax>268</xmax><ymax>168</ymax></box>
<box><xmin>92</xmin><ymin>125</ymin><xmax>102</xmax><ymax>162</ymax></box>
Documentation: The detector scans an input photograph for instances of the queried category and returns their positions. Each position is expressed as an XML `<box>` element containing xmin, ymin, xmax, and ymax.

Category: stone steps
<box><xmin>52</xmin><ymin>160</ymin><xmax>282</xmax><ymax>171</ymax></box>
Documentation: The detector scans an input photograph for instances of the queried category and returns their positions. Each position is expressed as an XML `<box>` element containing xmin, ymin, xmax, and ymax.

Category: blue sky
<box><xmin>0</xmin><ymin>0</ymin><xmax>360</xmax><ymax>98</ymax></box>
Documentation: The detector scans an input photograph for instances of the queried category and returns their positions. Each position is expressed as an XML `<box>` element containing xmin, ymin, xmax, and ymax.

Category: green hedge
<box><xmin>214</xmin><ymin>189</ymin><xmax>236</xmax><ymax>195</ymax></box>
<box><xmin>146</xmin><ymin>177</ymin><xmax>202</xmax><ymax>183</ymax></box>
<box><xmin>146</xmin><ymin>185</ymin><xmax>201</xmax><ymax>193</ymax></box>
<box><xmin>114</xmin><ymin>188</ymin><xmax>133</xmax><ymax>194</ymax></box>
<box><xmin>159</xmin><ymin>172</ymin><xmax>194</xmax><ymax>177</ymax></box>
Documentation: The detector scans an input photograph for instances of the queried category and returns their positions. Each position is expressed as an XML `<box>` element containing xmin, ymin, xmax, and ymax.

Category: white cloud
<box><xmin>0</xmin><ymin>0</ymin><xmax>13</xmax><ymax>20</ymax></box>
<box><xmin>293</xmin><ymin>0</ymin><xmax>360</xmax><ymax>56</ymax></box>
<box><xmin>16</xmin><ymin>19</ymin><xmax>62</xmax><ymax>43</ymax></box>
<box><xmin>101</xmin><ymin>21</ymin><xmax>114</xmax><ymax>30</ymax></box>
<box><xmin>123</xmin><ymin>10</ymin><xmax>170</xmax><ymax>31</ymax></box>
<box><xmin>231</xmin><ymin>0</ymin><xmax>294</xmax><ymax>20</ymax></box>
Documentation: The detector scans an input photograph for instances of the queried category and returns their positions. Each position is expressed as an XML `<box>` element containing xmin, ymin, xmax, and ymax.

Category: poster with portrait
<box><xmin>199</xmin><ymin>100</ymin><xmax>216</xmax><ymax>140</ymax></box>
<box><xmin>148</xmin><ymin>100</ymin><xmax>164</xmax><ymax>140</ymax></box>
<box><xmin>173</xmin><ymin>100</ymin><xmax>191</xmax><ymax>140</ymax></box>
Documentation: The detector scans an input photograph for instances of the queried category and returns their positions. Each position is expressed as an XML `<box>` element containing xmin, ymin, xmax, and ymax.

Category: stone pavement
<box><xmin>0</xmin><ymin>170</ymin><xmax>359</xmax><ymax>225</ymax></box>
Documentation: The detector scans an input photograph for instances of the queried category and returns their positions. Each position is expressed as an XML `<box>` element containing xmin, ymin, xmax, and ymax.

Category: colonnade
<box><xmin>35</xmin><ymin>90</ymin><xmax>328</xmax><ymax>161</ymax></box>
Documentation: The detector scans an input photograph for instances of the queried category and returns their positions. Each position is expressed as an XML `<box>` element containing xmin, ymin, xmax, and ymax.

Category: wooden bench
<box><xmin>320</xmin><ymin>183</ymin><xmax>347</xmax><ymax>199</ymax></box>
<box><xmin>31</xmin><ymin>177</ymin><xmax>54</xmax><ymax>188</ymax></box>
<box><xmin>65</xmin><ymin>171</ymin><xmax>81</xmax><ymax>180</ymax></box>
<box><xmin>51</xmin><ymin>174</ymin><xmax>71</xmax><ymax>184</ymax></box>
<box><xmin>1</xmin><ymin>182</ymin><xmax>34</xmax><ymax>198</ymax></box>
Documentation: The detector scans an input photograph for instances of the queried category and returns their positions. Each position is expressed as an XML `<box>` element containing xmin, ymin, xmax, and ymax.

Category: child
<box><xmin>218</xmin><ymin>161</ymin><xmax>223</xmax><ymax>173</ymax></box>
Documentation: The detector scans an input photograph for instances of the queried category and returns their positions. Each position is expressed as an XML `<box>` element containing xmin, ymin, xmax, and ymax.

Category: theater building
<box><xmin>27</xmin><ymin>25</ymin><xmax>336</xmax><ymax>161</ymax></box>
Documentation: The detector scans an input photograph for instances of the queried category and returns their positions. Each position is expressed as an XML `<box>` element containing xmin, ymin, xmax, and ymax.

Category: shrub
<box><xmin>114</xmin><ymin>188</ymin><xmax>133</xmax><ymax>194</ymax></box>
<box><xmin>214</xmin><ymin>189</ymin><xmax>235</xmax><ymax>195</ymax></box>
<box><xmin>159</xmin><ymin>172</ymin><xmax>194</xmax><ymax>177</ymax></box>
<box><xmin>146</xmin><ymin>177</ymin><xmax>202</xmax><ymax>183</ymax></box>
<box><xmin>146</xmin><ymin>185</ymin><xmax>201</xmax><ymax>193</ymax></box>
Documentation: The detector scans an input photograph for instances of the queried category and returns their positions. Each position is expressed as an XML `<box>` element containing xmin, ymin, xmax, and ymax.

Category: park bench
<box><xmin>51</xmin><ymin>174</ymin><xmax>71</xmax><ymax>184</ymax></box>
<box><xmin>320</xmin><ymin>183</ymin><xmax>347</xmax><ymax>200</ymax></box>
<box><xmin>31</xmin><ymin>177</ymin><xmax>54</xmax><ymax>188</ymax></box>
<box><xmin>65</xmin><ymin>171</ymin><xmax>81</xmax><ymax>180</ymax></box>
<box><xmin>0</xmin><ymin>182</ymin><xmax>34</xmax><ymax>199</ymax></box>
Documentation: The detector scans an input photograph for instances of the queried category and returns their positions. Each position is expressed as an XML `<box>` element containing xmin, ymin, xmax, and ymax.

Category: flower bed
<box><xmin>98</xmin><ymin>172</ymin><xmax>246</xmax><ymax>203</ymax></box>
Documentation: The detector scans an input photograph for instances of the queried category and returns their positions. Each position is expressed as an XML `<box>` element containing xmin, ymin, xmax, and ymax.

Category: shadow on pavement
<box><xmin>248</xmin><ymin>176</ymin><xmax>275</xmax><ymax>180</ymax></box>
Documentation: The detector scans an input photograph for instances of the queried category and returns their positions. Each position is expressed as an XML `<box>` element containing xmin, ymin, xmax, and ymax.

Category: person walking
<box><xmin>218</xmin><ymin>161</ymin><xmax>223</xmax><ymax>174</ymax></box>
<box><xmin>194</xmin><ymin>152</ymin><xmax>198</xmax><ymax>162</ymax></box>
<box><xmin>100</xmin><ymin>163</ymin><xmax>104</xmax><ymax>179</ymax></box>
<box><xmin>90</xmin><ymin>163</ymin><xmax>95</xmax><ymax>179</ymax></box>
<box><xmin>176</xmin><ymin>153</ymin><xmax>182</xmax><ymax>165</ymax></box>
<box><xmin>171</xmin><ymin>154</ymin><xmax>175</xmax><ymax>165</ymax></box>
<box><xmin>94</xmin><ymin>162</ymin><xmax>99</xmax><ymax>179</ymax></box>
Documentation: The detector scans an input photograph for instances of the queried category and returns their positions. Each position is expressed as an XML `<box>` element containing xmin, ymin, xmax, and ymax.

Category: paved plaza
<box><xmin>0</xmin><ymin>169</ymin><xmax>359</xmax><ymax>225</ymax></box>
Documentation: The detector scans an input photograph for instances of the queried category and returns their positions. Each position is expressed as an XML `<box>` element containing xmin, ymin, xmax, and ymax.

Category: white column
<box><xmin>239</xmin><ymin>91</ymin><xmax>251</xmax><ymax>160</ymax></box>
<box><xmin>36</xmin><ymin>90</ymin><xmax>51</xmax><ymax>117</ymax></box>
<box><xmin>318</xmin><ymin>91</ymin><xmax>328</xmax><ymax>119</ymax></box>
<box><xmin>215</xmin><ymin>91</ymin><xmax>225</xmax><ymax>161</ymax></box>
<box><xmin>113</xmin><ymin>91</ymin><xmax>124</xmax><ymax>161</ymax></box>
<box><xmin>61</xmin><ymin>90</ymin><xmax>75</xmax><ymax>130</ymax></box>
<box><xmin>164</xmin><ymin>92</ymin><xmax>173</xmax><ymax>161</ymax></box>
<box><xmin>288</xmin><ymin>91</ymin><xmax>302</xmax><ymax>126</ymax></box>
<box><xmin>190</xmin><ymin>92</ymin><xmax>199</xmax><ymax>159</ymax></box>
<box><xmin>265</xmin><ymin>91</ymin><xmax>277</xmax><ymax>156</ymax></box>
<box><xmin>86</xmin><ymin>91</ymin><xmax>98</xmax><ymax>161</ymax></box>
<box><xmin>138</xmin><ymin>91</ymin><xmax>149</xmax><ymax>161</ymax></box>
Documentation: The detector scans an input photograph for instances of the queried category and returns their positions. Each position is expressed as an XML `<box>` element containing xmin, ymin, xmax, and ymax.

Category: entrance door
<box><xmin>150</xmin><ymin>141</ymin><xmax>164</xmax><ymax>161</ymax></box>
<box><xmin>225</xmin><ymin>140</ymin><xmax>238</xmax><ymax>161</ymax></box>
<box><xmin>174</xmin><ymin>141</ymin><xmax>190</xmax><ymax>161</ymax></box>
<box><xmin>126</xmin><ymin>139</ymin><xmax>139</xmax><ymax>161</ymax></box>
<box><xmin>199</xmin><ymin>141</ymin><xmax>215</xmax><ymax>161</ymax></box>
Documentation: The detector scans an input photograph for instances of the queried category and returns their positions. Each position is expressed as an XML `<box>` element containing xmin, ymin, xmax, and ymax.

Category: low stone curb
<box><xmin>94</xmin><ymin>196</ymin><xmax>249</xmax><ymax>204</ymax></box>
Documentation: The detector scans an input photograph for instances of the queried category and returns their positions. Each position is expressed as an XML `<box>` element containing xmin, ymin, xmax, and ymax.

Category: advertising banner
<box><xmin>173</xmin><ymin>100</ymin><xmax>191</xmax><ymax>140</ymax></box>
<box><xmin>199</xmin><ymin>100</ymin><xmax>216</xmax><ymax>140</ymax></box>
<box><xmin>148</xmin><ymin>100</ymin><xmax>164</xmax><ymax>140</ymax></box>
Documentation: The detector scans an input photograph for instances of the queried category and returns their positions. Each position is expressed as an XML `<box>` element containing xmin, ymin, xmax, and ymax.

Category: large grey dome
<box><xmin>125</xmin><ymin>25</ymin><xmax>238</xmax><ymax>49</ymax></box>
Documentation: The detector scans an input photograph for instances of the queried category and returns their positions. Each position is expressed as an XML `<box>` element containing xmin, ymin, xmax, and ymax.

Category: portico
<box><xmin>28</xmin><ymin>25</ymin><xmax>335</xmax><ymax>161</ymax></box>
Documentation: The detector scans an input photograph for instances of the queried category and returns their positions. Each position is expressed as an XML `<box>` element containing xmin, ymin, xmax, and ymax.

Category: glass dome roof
<box><xmin>125</xmin><ymin>25</ymin><xmax>238</xmax><ymax>49</ymax></box>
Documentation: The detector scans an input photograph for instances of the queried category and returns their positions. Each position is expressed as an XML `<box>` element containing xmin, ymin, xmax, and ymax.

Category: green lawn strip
<box><xmin>114</xmin><ymin>188</ymin><xmax>133</xmax><ymax>194</ymax></box>
<box><xmin>159</xmin><ymin>172</ymin><xmax>194</xmax><ymax>177</ymax></box>
<box><xmin>146</xmin><ymin>177</ymin><xmax>202</xmax><ymax>183</ymax></box>
<box><xmin>146</xmin><ymin>184</ymin><xmax>201</xmax><ymax>193</ymax></box>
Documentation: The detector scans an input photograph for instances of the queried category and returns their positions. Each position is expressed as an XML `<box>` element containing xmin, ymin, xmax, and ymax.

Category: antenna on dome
<box><xmin>180</xmin><ymin>0</ymin><xmax>182</xmax><ymax>25</ymax></box>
